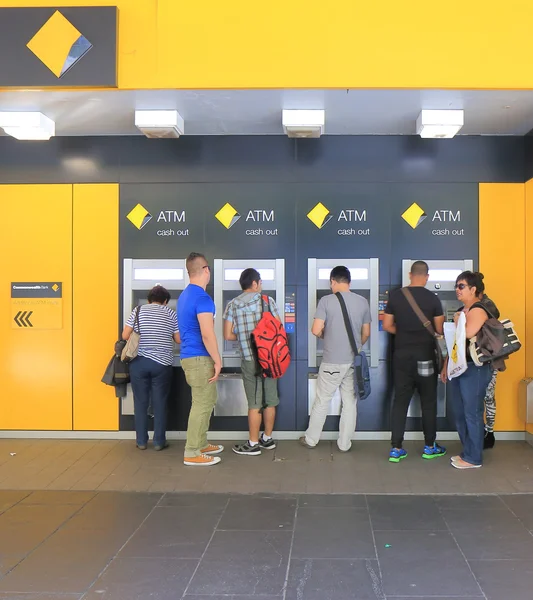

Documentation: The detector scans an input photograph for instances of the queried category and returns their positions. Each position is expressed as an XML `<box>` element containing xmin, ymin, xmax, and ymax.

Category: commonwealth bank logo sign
<box><xmin>127</xmin><ymin>204</ymin><xmax>153</xmax><ymax>230</ymax></box>
<box><xmin>307</xmin><ymin>202</ymin><xmax>333</xmax><ymax>229</ymax></box>
<box><xmin>26</xmin><ymin>10</ymin><xmax>93</xmax><ymax>78</ymax></box>
<box><xmin>401</xmin><ymin>202</ymin><xmax>427</xmax><ymax>229</ymax></box>
<box><xmin>215</xmin><ymin>203</ymin><xmax>241</xmax><ymax>229</ymax></box>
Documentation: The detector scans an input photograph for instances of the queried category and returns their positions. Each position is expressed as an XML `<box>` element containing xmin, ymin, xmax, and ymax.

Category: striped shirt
<box><xmin>126</xmin><ymin>303</ymin><xmax>179</xmax><ymax>366</ymax></box>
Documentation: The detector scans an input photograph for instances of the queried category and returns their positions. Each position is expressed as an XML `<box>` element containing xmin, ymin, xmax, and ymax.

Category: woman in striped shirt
<box><xmin>122</xmin><ymin>285</ymin><xmax>180</xmax><ymax>451</ymax></box>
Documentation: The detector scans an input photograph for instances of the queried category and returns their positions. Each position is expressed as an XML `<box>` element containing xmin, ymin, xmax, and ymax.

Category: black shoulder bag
<box><xmin>335</xmin><ymin>292</ymin><xmax>371</xmax><ymax>400</ymax></box>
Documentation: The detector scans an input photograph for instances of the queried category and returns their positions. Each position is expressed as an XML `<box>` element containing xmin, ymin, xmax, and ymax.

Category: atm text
<box><xmin>245</xmin><ymin>210</ymin><xmax>277</xmax><ymax>234</ymax></box>
<box><xmin>246</xmin><ymin>210</ymin><xmax>274</xmax><ymax>222</ymax></box>
<box><xmin>432</xmin><ymin>229</ymin><xmax>464</xmax><ymax>236</ymax></box>
<box><xmin>432</xmin><ymin>210</ymin><xmax>461</xmax><ymax>222</ymax></box>
<box><xmin>157</xmin><ymin>210</ymin><xmax>186</xmax><ymax>223</ymax></box>
<box><xmin>157</xmin><ymin>229</ymin><xmax>189</xmax><ymax>236</ymax></box>
<box><xmin>246</xmin><ymin>228</ymin><xmax>278</xmax><ymax>236</ymax></box>
<box><xmin>337</xmin><ymin>228</ymin><xmax>371</xmax><ymax>236</ymax></box>
<box><xmin>338</xmin><ymin>210</ymin><xmax>367</xmax><ymax>222</ymax></box>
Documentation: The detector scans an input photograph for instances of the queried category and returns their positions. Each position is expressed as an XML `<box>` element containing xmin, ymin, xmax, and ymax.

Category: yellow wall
<box><xmin>0</xmin><ymin>184</ymin><xmax>119</xmax><ymax>431</ymax></box>
<box><xmin>0</xmin><ymin>185</ymin><xmax>73</xmax><ymax>430</ymax></box>
<box><xmin>2</xmin><ymin>0</ymin><xmax>533</xmax><ymax>89</ymax></box>
<box><xmin>73</xmin><ymin>184</ymin><xmax>119</xmax><ymax>431</ymax></box>
<box><xmin>479</xmin><ymin>184</ymin><xmax>526</xmax><ymax>431</ymax></box>
<box><xmin>526</xmin><ymin>179</ymin><xmax>533</xmax><ymax>435</ymax></box>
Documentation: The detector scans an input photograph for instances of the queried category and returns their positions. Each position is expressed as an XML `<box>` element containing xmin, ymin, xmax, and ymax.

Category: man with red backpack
<box><xmin>223</xmin><ymin>268</ymin><xmax>286</xmax><ymax>456</ymax></box>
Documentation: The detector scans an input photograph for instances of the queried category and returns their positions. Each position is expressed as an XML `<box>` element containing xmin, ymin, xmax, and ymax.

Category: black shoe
<box><xmin>232</xmin><ymin>441</ymin><xmax>261</xmax><ymax>456</ymax></box>
<box><xmin>259</xmin><ymin>434</ymin><xmax>277</xmax><ymax>450</ymax></box>
<box><xmin>484</xmin><ymin>431</ymin><xmax>495</xmax><ymax>449</ymax></box>
<box><xmin>136</xmin><ymin>443</ymin><xmax>147</xmax><ymax>450</ymax></box>
<box><xmin>154</xmin><ymin>442</ymin><xmax>169</xmax><ymax>451</ymax></box>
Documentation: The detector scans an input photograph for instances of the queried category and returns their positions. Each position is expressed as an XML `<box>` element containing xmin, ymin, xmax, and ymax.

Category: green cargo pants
<box><xmin>181</xmin><ymin>356</ymin><xmax>218</xmax><ymax>458</ymax></box>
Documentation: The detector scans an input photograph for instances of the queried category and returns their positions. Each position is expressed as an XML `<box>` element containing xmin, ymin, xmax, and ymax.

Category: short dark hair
<box><xmin>330</xmin><ymin>266</ymin><xmax>351</xmax><ymax>284</ymax></box>
<box><xmin>148</xmin><ymin>285</ymin><xmax>171</xmax><ymax>304</ymax></box>
<box><xmin>186</xmin><ymin>252</ymin><xmax>207</xmax><ymax>276</ymax></box>
<box><xmin>411</xmin><ymin>260</ymin><xmax>429</xmax><ymax>276</ymax></box>
<box><xmin>456</xmin><ymin>271</ymin><xmax>485</xmax><ymax>297</ymax></box>
<box><xmin>239</xmin><ymin>268</ymin><xmax>261</xmax><ymax>291</ymax></box>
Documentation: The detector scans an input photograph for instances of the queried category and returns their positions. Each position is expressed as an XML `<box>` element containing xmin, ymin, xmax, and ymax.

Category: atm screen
<box><xmin>132</xmin><ymin>290</ymin><xmax>180</xmax><ymax>313</ymax></box>
<box><xmin>433</xmin><ymin>292</ymin><xmax>461</xmax><ymax>323</ymax></box>
<box><xmin>222</xmin><ymin>289</ymin><xmax>277</xmax><ymax>354</ymax></box>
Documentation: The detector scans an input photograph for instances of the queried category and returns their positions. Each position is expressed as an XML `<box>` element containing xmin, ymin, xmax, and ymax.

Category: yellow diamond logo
<box><xmin>52</xmin><ymin>284</ymin><xmax>59</xmax><ymax>292</ymax></box>
<box><xmin>401</xmin><ymin>202</ymin><xmax>427</xmax><ymax>229</ymax></box>
<box><xmin>127</xmin><ymin>204</ymin><xmax>153</xmax><ymax>230</ymax></box>
<box><xmin>215</xmin><ymin>203</ymin><xmax>241</xmax><ymax>229</ymax></box>
<box><xmin>27</xmin><ymin>10</ymin><xmax>93</xmax><ymax>78</ymax></box>
<box><xmin>307</xmin><ymin>202</ymin><xmax>333</xmax><ymax>229</ymax></box>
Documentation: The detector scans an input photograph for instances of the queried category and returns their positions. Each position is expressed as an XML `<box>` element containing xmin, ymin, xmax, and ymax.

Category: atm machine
<box><xmin>307</xmin><ymin>258</ymin><xmax>380</xmax><ymax>415</ymax></box>
<box><xmin>214</xmin><ymin>258</ymin><xmax>286</xmax><ymax>416</ymax></box>
<box><xmin>121</xmin><ymin>258</ymin><xmax>189</xmax><ymax>415</ymax></box>
<box><xmin>401</xmin><ymin>258</ymin><xmax>473</xmax><ymax>418</ymax></box>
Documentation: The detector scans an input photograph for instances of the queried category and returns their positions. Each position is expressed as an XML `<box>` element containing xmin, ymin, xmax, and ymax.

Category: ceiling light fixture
<box><xmin>0</xmin><ymin>111</ymin><xmax>55</xmax><ymax>140</ymax></box>
<box><xmin>282</xmin><ymin>109</ymin><xmax>325</xmax><ymax>138</ymax></box>
<box><xmin>135</xmin><ymin>110</ymin><xmax>184</xmax><ymax>139</ymax></box>
<box><xmin>416</xmin><ymin>109</ymin><xmax>464</xmax><ymax>139</ymax></box>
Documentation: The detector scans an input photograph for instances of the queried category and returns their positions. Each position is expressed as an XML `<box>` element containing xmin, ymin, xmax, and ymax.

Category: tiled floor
<box><xmin>1</xmin><ymin>490</ymin><xmax>533</xmax><ymax>599</ymax></box>
<box><xmin>1</xmin><ymin>439</ymin><xmax>533</xmax><ymax>493</ymax></box>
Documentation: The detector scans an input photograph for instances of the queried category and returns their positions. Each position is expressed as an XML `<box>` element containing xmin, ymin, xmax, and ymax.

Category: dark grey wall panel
<box><xmin>0</xmin><ymin>137</ymin><xmax>121</xmax><ymax>183</ymax></box>
<box><xmin>117</xmin><ymin>137</ymin><xmax>299</xmax><ymax>183</ymax></box>
<box><xmin>0</xmin><ymin>135</ymin><xmax>526</xmax><ymax>185</ymax></box>
<box><xmin>294</xmin><ymin>136</ymin><xmax>525</xmax><ymax>183</ymax></box>
<box><xmin>525</xmin><ymin>135</ymin><xmax>533</xmax><ymax>181</ymax></box>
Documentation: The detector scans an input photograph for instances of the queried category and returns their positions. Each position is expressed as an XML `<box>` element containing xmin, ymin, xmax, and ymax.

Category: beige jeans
<box><xmin>182</xmin><ymin>356</ymin><xmax>217</xmax><ymax>457</ymax></box>
<box><xmin>305</xmin><ymin>362</ymin><xmax>357</xmax><ymax>452</ymax></box>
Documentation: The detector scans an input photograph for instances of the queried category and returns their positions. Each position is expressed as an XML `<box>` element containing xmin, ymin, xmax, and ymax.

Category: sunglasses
<box><xmin>455</xmin><ymin>283</ymin><xmax>468</xmax><ymax>290</ymax></box>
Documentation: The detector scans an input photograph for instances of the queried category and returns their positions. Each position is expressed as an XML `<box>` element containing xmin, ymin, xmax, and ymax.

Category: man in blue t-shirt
<box><xmin>178</xmin><ymin>252</ymin><xmax>223</xmax><ymax>467</ymax></box>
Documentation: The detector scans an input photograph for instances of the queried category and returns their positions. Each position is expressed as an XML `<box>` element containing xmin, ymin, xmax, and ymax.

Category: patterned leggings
<box><xmin>484</xmin><ymin>370</ymin><xmax>497</xmax><ymax>433</ymax></box>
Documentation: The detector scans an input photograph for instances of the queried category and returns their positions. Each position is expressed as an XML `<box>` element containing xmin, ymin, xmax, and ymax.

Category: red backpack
<box><xmin>251</xmin><ymin>295</ymin><xmax>291</xmax><ymax>379</ymax></box>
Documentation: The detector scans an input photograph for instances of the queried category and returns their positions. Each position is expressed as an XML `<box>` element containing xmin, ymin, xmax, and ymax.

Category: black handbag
<box><xmin>335</xmin><ymin>292</ymin><xmax>371</xmax><ymax>400</ymax></box>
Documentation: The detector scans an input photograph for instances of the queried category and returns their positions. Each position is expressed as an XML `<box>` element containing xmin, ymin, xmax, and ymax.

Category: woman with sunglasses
<box><xmin>441</xmin><ymin>271</ymin><xmax>498</xmax><ymax>469</ymax></box>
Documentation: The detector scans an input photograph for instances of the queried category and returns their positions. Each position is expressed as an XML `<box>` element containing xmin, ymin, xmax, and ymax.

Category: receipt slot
<box><xmin>307</xmin><ymin>258</ymin><xmax>379</xmax><ymax>415</ymax></box>
<box><xmin>213</xmin><ymin>258</ymin><xmax>286</xmax><ymax>417</ymax></box>
<box><xmin>401</xmin><ymin>258</ymin><xmax>473</xmax><ymax>418</ymax></box>
<box><xmin>121</xmin><ymin>258</ymin><xmax>189</xmax><ymax>415</ymax></box>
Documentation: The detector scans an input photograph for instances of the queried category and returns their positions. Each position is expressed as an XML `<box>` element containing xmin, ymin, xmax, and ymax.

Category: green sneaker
<box><xmin>389</xmin><ymin>448</ymin><xmax>408</xmax><ymax>463</ymax></box>
<box><xmin>422</xmin><ymin>443</ymin><xmax>447</xmax><ymax>460</ymax></box>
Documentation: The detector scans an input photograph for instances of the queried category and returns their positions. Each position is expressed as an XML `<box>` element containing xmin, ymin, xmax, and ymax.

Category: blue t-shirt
<box><xmin>177</xmin><ymin>284</ymin><xmax>216</xmax><ymax>359</ymax></box>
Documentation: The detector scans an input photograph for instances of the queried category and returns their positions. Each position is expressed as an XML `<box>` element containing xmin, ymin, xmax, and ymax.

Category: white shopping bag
<box><xmin>443</xmin><ymin>312</ymin><xmax>468</xmax><ymax>380</ymax></box>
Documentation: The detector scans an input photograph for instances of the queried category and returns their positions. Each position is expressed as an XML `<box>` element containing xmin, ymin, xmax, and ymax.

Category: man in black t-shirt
<box><xmin>383</xmin><ymin>261</ymin><xmax>446</xmax><ymax>463</ymax></box>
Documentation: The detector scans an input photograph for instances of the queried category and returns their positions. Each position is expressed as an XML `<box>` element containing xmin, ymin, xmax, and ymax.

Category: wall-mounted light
<box><xmin>416</xmin><ymin>109</ymin><xmax>464</xmax><ymax>139</ymax></box>
<box><xmin>0</xmin><ymin>111</ymin><xmax>55</xmax><ymax>140</ymax></box>
<box><xmin>135</xmin><ymin>110</ymin><xmax>184</xmax><ymax>138</ymax></box>
<box><xmin>282</xmin><ymin>109</ymin><xmax>325</xmax><ymax>138</ymax></box>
